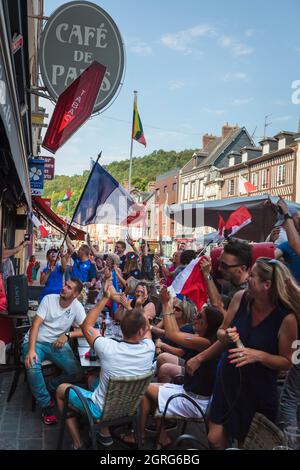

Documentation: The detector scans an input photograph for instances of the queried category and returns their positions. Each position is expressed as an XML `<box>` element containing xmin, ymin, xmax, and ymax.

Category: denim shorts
<box><xmin>68</xmin><ymin>386</ymin><xmax>102</xmax><ymax>420</ymax></box>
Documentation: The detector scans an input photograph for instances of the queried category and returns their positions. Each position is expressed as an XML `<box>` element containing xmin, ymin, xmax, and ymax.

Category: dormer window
<box><xmin>229</xmin><ymin>156</ymin><xmax>235</xmax><ymax>166</ymax></box>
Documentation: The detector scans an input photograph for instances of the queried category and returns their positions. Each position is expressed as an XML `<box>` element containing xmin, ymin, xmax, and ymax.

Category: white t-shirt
<box><xmin>92</xmin><ymin>337</ymin><xmax>155</xmax><ymax>410</ymax></box>
<box><xmin>24</xmin><ymin>294</ymin><xmax>86</xmax><ymax>344</ymax></box>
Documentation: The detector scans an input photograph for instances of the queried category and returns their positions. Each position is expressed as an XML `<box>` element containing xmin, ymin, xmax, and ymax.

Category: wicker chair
<box><xmin>57</xmin><ymin>370</ymin><xmax>153</xmax><ymax>450</ymax></box>
<box><xmin>154</xmin><ymin>393</ymin><xmax>210</xmax><ymax>450</ymax></box>
<box><xmin>243</xmin><ymin>413</ymin><xmax>286</xmax><ymax>450</ymax></box>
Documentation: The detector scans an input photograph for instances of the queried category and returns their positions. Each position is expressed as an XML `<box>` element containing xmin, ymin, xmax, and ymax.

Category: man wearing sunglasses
<box><xmin>200</xmin><ymin>239</ymin><xmax>252</xmax><ymax>310</ymax></box>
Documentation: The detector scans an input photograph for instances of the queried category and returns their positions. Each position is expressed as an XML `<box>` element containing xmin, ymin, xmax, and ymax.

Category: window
<box><xmin>190</xmin><ymin>181</ymin><xmax>196</xmax><ymax>199</ymax></box>
<box><xmin>183</xmin><ymin>183</ymin><xmax>189</xmax><ymax>200</ymax></box>
<box><xmin>198</xmin><ymin>179</ymin><xmax>204</xmax><ymax>197</ymax></box>
<box><xmin>228</xmin><ymin>179</ymin><xmax>235</xmax><ymax>196</ymax></box>
<box><xmin>261</xmin><ymin>169</ymin><xmax>270</xmax><ymax>189</ymax></box>
<box><xmin>229</xmin><ymin>156</ymin><xmax>235</xmax><ymax>166</ymax></box>
<box><xmin>164</xmin><ymin>185</ymin><xmax>167</xmax><ymax>194</ymax></box>
<box><xmin>251</xmin><ymin>172</ymin><xmax>258</xmax><ymax>187</ymax></box>
<box><xmin>155</xmin><ymin>188</ymin><xmax>160</xmax><ymax>200</ymax></box>
<box><xmin>172</xmin><ymin>182</ymin><xmax>177</xmax><ymax>192</ymax></box>
<box><xmin>277</xmin><ymin>165</ymin><xmax>286</xmax><ymax>185</ymax></box>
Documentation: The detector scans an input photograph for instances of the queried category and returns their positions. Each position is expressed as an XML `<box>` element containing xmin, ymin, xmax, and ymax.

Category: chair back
<box><xmin>101</xmin><ymin>371</ymin><xmax>153</xmax><ymax>421</ymax></box>
<box><xmin>243</xmin><ymin>413</ymin><xmax>286</xmax><ymax>450</ymax></box>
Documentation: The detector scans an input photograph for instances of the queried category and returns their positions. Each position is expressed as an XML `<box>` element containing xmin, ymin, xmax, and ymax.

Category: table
<box><xmin>77</xmin><ymin>322</ymin><xmax>123</xmax><ymax>367</ymax></box>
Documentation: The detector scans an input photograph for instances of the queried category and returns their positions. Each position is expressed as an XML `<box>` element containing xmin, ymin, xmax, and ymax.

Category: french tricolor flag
<box><xmin>31</xmin><ymin>213</ymin><xmax>49</xmax><ymax>238</ymax></box>
<box><xmin>72</xmin><ymin>161</ymin><xmax>146</xmax><ymax>227</ymax></box>
<box><xmin>171</xmin><ymin>256</ymin><xmax>208</xmax><ymax>310</ymax></box>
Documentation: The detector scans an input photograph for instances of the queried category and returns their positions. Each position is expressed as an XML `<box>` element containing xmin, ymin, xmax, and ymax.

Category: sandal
<box><xmin>119</xmin><ymin>431</ymin><xmax>144</xmax><ymax>448</ymax></box>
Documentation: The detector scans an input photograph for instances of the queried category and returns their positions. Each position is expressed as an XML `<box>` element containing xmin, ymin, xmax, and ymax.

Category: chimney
<box><xmin>202</xmin><ymin>133</ymin><xmax>217</xmax><ymax>149</ymax></box>
<box><xmin>222</xmin><ymin>122</ymin><xmax>239</xmax><ymax>139</ymax></box>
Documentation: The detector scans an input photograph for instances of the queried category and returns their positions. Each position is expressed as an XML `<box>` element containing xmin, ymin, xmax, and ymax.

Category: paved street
<box><xmin>0</xmin><ymin>370</ymin><xmax>208</xmax><ymax>451</ymax></box>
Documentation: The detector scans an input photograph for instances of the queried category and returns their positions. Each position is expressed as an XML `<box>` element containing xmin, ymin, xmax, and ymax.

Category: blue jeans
<box><xmin>22</xmin><ymin>341</ymin><xmax>83</xmax><ymax>408</ymax></box>
<box><xmin>278</xmin><ymin>363</ymin><xmax>300</xmax><ymax>427</ymax></box>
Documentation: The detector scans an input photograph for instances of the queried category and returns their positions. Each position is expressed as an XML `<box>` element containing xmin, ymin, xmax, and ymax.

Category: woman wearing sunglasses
<box><xmin>129</xmin><ymin>288</ymin><xmax>223</xmax><ymax>449</ymax></box>
<box><xmin>207</xmin><ymin>257</ymin><xmax>298</xmax><ymax>449</ymax></box>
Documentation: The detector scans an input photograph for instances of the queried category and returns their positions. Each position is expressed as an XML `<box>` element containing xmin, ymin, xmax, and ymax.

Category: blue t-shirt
<box><xmin>71</xmin><ymin>253</ymin><xmax>97</xmax><ymax>283</ymax></box>
<box><xmin>278</xmin><ymin>241</ymin><xmax>300</xmax><ymax>283</ymax></box>
<box><xmin>39</xmin><ymin>264</ymin><xmax>64</xmax><ymax>302</ymax></box>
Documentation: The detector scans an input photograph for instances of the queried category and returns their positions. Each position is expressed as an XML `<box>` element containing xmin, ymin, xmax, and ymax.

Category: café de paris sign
<box><xmin>39</xmin><ymin>1</ymin><xmax>125</xmax><ymax>113</ymax></box>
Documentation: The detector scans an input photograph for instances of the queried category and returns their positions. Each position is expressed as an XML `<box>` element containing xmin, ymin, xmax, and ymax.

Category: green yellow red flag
<box><xmin>132</xmin><ymin>94</ymin><xmax>146</xmax><ymax>146</ymax></box>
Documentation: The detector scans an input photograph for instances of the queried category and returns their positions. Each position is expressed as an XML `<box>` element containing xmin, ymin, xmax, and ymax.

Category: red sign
<box><xmin>42</xmin><ymin>61</ymin><xmax>106</xmax><ymax>154</ymax></box>
<box><xmin>40</xmin><ymin>156</ymin><xmax>55</xmax><ymax>180</ymax></box>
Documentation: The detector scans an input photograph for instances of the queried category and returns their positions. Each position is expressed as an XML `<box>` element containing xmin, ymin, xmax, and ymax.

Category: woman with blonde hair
<box><xmin>155</xmin><ymin>300</ymin><xmax>202</xmax><ymax>383</ymax></box>
<box><xmin>207</xmin><ymin>257</ymin><xmax>298</xmax><ymax>449</ymax></box>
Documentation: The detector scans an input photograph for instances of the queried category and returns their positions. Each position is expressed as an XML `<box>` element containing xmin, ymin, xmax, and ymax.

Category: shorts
<box><xmin>158</xmin><ymin>383</ymin><xmax>209</xmax><ymax>418</ymax></box>
<box><xmin>68</xmin><ymin>386</ymin><xmax>102</xmax><ymax>420</ymax></box>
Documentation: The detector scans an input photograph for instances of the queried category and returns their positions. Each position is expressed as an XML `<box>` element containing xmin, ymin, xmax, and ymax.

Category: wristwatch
<box><xmin>206</xmin><ymin>274</ymin><xmax>213</xmax><ymax>281</ymax></box>
<box><xmin>65</xmin><ymin>332</ymin><xmax>70</xmax><ymax>340</ymax></box>
<box><xmin>284</xmin><ymin>213</ymin><xmax>293</xmax><ymax>221</ymax></box>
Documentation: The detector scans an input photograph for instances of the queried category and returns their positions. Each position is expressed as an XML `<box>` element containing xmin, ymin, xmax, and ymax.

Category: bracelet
<box><xmin>163</xmin><ymin>312</ymin><xmax>174</xmax><ymax>316</ymax></box>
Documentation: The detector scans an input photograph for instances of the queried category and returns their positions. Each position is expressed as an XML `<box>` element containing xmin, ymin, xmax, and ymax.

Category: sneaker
<box><xmin>96</xmin><ymin>432</ymin><xmax>114</xmax><ymax>447</ymax></box>
<box><xmin>41</xmin><ymin>407</ymin><xmax>57</xmax><ymax>425</ymax></box>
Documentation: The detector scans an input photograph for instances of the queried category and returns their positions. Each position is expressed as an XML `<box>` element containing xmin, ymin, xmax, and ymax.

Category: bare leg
<box><xmin>140</xmin><ymin>383</ymin><xmax>162</xmax><ymax>440</ymax></box>
<box><xmin>208</xmin><ymin>421</ymin><xmax>229</xmax><ymax>450</ymax></box>
<box><xmin>158</xmin><ymin>363</ymin><xmax>183</xmax><ymax>383</ymax></box>
<box><xmin>56</xmin><ymin>384</ymin><xmax>82</xmax><ymax>449</ymax></box>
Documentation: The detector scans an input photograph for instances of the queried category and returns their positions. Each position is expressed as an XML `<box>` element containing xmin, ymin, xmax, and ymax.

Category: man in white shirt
<box><xmin>22</xmin><ymin>279</ymin><xmax>86</xmax><ymax>425</ymax></box>
<box><xmin>56</xmin><ymin>287</ymin><xmax>155</xmax><ymax>450</ymax></box>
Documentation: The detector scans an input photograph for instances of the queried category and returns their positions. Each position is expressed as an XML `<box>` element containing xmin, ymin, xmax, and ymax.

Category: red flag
<box><xmin>172</xmin><ymin>256</ymin><xmax>207</xmax><ymax>310</ymax></box>
<box><xmin>63</xmin><ymin>188</ymin><xmax>72</xmax><ymax>200</ymax></box>
<box><xmin>225</xmin><ymin>206</ymin><xmax>252</xmax><ymax>237</ymax></box>
<box><xmin>218</xmin><ymin>214</ymin><xmax>225</xmax><ymax>238</ymax></box>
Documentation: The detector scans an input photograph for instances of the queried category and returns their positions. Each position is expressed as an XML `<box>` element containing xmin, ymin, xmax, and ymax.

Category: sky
<box><xmin>40</xmin><ymin>0</ymin><xmax>300</xmax><ymax>176</ymax></box>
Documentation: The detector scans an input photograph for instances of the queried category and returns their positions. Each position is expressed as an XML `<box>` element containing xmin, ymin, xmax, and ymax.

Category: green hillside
<box><xmin>44</xmin><ymin>148</ymin><xmax>195</xmax><ymax>215</ymax></box>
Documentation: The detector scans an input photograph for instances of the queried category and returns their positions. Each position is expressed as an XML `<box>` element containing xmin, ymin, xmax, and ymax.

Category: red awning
<box><xmin>32</xmin><ymin>196</ymin><xmax>86</xmax><ymax>240</ymax></box>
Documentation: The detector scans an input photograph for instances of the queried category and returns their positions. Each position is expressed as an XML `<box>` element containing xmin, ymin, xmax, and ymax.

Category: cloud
<box><xmin>222</xmin><ymin>72</ymin><xmax>248</xmax><ymax>81</ymax></box>
<box><xmin>169</xmin><ymin>80</ymin><xmax>185</xmax><ymax>90</ymax></box>
<box><xmin>245</xmin><ymin>29</ymin><xmax>254</xmax><ymax>37</ymax></box>
<box><xmin>202</xmin><ymin>108</ymin><xmax>225</xmax><ymax>115</ymax></box>
<box><xmin>219</xmin><ymin>35</ymin><xmax>254</xmax><ymax>56</ymax></box>
<box><xmin>272</xmin><ymin>115</ymin><xmax>293</xmax><ymax>122</ymax></box>
<box><xmin>161</xmin><ymin>24</ymin><xmax>215</xmax><ymax>54</ymax></box>
<box><xmin>130</xmin><ymin>44</ymin><xmax>153</xmax><ymax>56</ymax></box>
<box><xmin>231</xmin><ymin>97</ymin><xmax>254</xmax><ymax>106</ymax></box>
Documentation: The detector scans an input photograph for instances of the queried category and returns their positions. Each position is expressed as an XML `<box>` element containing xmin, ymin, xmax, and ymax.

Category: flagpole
<box><xmin>56</xmin><ymin>151</ymin><xmax>102</xmax><ymax>262</ymax></box>
<box><xmin>128</xmin><ymin>90</ymin><xmax>137</xmax><ymax>192</ymax></box>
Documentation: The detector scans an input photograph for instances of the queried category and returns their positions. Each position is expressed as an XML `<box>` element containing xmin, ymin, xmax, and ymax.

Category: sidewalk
<box><xmin>0</xmin><ymin>371</ymin><xmax>208</xmax><ymax>450</ymax></box>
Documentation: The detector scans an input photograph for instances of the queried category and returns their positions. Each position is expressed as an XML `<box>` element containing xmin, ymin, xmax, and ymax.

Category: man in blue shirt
<box><xmin>66</xmin><ymin>236</ymin><xmax>97</xmax><ymax>287</ymax></box>
<box><xmin>276</xmin><ymin>240</ymin><xmax>300</xmax><ymax>283</ymax></box>
<box><xmin>39</xmin><ymin>248</ymin><xmax>67</xmax><ymax>302</ymax></box>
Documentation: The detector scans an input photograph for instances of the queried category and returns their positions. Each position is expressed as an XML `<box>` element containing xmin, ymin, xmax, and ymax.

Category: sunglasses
<box><xmin>173</xmin><ymin>306</ymin><xmax>183</xmax><ymax>312</ymax></box>
<box><xmin>219</xmin><ymin>260</ymin><xmax>242</xmax><ymax>270</ymax></box>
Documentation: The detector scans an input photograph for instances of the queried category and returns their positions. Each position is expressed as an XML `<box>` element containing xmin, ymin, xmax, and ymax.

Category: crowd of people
<box><xmin>1</xmin><ymin>197</ymin><xmax>300</xmax><ymax>450</ymax></box>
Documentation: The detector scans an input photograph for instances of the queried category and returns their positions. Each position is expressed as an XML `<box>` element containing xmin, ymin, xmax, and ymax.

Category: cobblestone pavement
<box><xmin>0</xmin><ymin>372</ymin><xmax>208</xmax><ymax>451</ymax></box>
